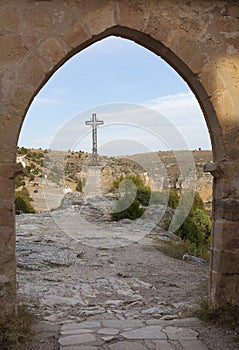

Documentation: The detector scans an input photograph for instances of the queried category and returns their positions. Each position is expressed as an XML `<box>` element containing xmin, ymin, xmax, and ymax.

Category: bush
<box><xmin>111</xmin><ymin>194</ymin><xmax>144</xmax><ymax>221</ymax></box>
<box><xmin>175</xmin><ymin>216</ymin><xmax>205</xmax><ymax>246</ymax></box>
<box><xmin>173</xmin><ymin>191</ymin><xmax>211</xmax><ymax>259</ymax></box>
<box><xmin>168</xmin><ymin>189</ymin><xmax>180</xmax><ymax>209</ymax></box>
<box><xmin>111</xmin><ymin>175</ymin><xmax>150</xmax><ymax>221</ymax></box>
<box><xmin>15</xmin><ymin>195</ymin><xmax>35</xmax><ymax>215</ymax></box>
<box><xmin>136</xmin><ymin>186</ymin><xmax>151</xmax><ymax>206</ymax></box>
<box><xmin>15</xmin><ymin>188</ymin><xmax>35</xmax><ymax>214</ymax></box>
<box><xmin>112</xmin><ymin>174</ymin><xmax>144</xmax><ymax>191</ymax></box>
<box><xmin>76</xmin><ymin>178</ymin><xmax>86</xmax><ymax>192</ymax></box>
<box><xmin>175</xmin><ymin>192</ymin><xmax>211</xmax><ymax>245</ymax></box>
<box><xmin>15</xmin><ymin>175</ymin><xmax>25</xmax><ymax>189</ymax></box>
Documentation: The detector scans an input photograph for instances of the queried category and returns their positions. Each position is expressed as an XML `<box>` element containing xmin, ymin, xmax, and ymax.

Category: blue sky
<box><xmin>19</xmin><ymin>36</ymin><xmax>211</xmax><ymax>155</ymax></box>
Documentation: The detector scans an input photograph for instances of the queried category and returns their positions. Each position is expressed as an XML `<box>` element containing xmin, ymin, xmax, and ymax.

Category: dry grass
<box><xmin>155</xmin><ymin>240</ymin><xmax>210</xmax><ymax>261</ymax></box>
<box><xmin>0</xmin><ymin>303</ymin><xmax>36</xmax><ymax>350</ymax></box>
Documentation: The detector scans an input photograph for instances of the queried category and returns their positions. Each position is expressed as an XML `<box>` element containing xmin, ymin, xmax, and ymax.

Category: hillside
<box><xmin>16</xmin><ymin>147</ymin><xmax>213</xmax><ymax>212</ymax></box>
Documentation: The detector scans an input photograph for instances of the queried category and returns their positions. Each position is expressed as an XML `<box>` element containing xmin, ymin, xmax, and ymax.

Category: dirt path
<box><xmin>16</xmin><ymin>205</ymin><xmax>237</xmax><ymax>349</ymax></box>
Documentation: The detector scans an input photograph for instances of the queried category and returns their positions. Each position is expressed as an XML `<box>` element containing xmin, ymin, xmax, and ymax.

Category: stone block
<box><xmin>169</xmin><ymin>37</ymin><xmax>207</xmax><ymax>74</ymax></box>
<box><xmin>0</xmin><ymin>206</ymin><xmax>14</xmax><ymax>227</ymax></box>
<box><xmin>163</xmin><ymin>326</ymin><xmax>198</xmax><ymax>340</ymax></box>
<box><xmin>212</xmin><ymin>248</ymin><xmax>239</xmax><ymax>274</ymax></box>
<box><xmin>62</xmin><ymin>321</ymin><xmax>101</xmax><ymax>331</ymax></box>
<box><xmin>0</xmin><ymin>179</ymin><xmax>14</xmax><ymax>199</ymax></box>
<box><xmin>179</xmin><ymin>339</ymin><xmax>209</xmax><ymax>350</ymax></box>
<box><xmin>77</xmin><ymin>0</ymin><xmax>116</xmax><ymax>35</ymax></box>
<box><xmin>121</xmin><ymin>326</ymin><xmax>167</xmax><ymax>340</ymax></box>
<box><xmin>153</xmin><ymin>340</ymin><xmax>178</xmax><ymax>350</ymax></box>
<box><xmin>214</xmin><ymin>198</ymin><xmax>239</xmax><ymax>221</ymax></box>
<box><xmin>0</xmin><ymin>35</ymin><xmax>28</xmax><ymax>64</ymax></box>
<box><xmin>110</xmin><ymin>341</ymin><xmax>148</xmax><ymax>350</ymax></box>
<box><xmin>0</xmin><ymin>117</ymin><xmax>21</xmax><ymax>150</ymax></box>
<box><xmin>39</xmin><ymin>37</ymin><xmax>67</xmax><ymax>67</ymax></box>
<box><xmin>0</xmin><ymin>274</ymin><xmax>15</xmax><ymax>316</ymax></box>
<box><xmin>0</xmin><ymin>8</ymin><xmax>20</xmax><ymax>32</ymax></box>
<box><xmin>117</xmin><ymin>0</ymin><xmax>152</xmax><ymax>32</ymax></box>
<box><xmin>210</xmin><ymin>270</ymin><xmax>239</xmax><ymax>306</ymax></box>
<box><xmin>213</xmin><ymin>219</ymin><xmax>239</xmax><ymax>250</ymax></box>
<box><xmin>60</xmin><ymin>20</ymin><xmax>90</xmax><ymax>50</ymax></box>
<box><xmin>102</xmin><ymin>319</ymin><xmax>144</xmax><ymax>329</ymax></box>
<box><xmin>23</xmin><ymin>8</ymin><xmax>52</xmax><ymax>31</ymax></box>
<box><xmin>59</xmin><ymin>333</ymin><xmax>96</xmax><ymax>346</ymax></box>
<box><xmin>60</xmin><ymin>346</ymin><xmax>97</xmax><ymax>350</ymax></box>
<box><xmin>97</xmin><ymin>328</ymin><xmax>119</xmax><ymax>335</ymax></box>
<box><xmin>0</xmin><ymin>163</ymin><xmax>23</xmax><ymax>179</ymax></box>
<box><xmin>20</xmin><ymin>56</ymin><xmax>46</xmax><ymax>89</ymax></box>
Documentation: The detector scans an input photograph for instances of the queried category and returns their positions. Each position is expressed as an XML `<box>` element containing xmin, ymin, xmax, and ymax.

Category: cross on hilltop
<box><xmin>85</xmin><ymin>113</ymin><xmax>104</xmax><ymax>165</ymax></box>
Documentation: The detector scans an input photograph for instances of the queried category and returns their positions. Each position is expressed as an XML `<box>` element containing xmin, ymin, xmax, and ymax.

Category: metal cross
<box><xmin>85</xmin><ymin>113</ymin><xmax>104</xmax><ymax>165</ymax></box>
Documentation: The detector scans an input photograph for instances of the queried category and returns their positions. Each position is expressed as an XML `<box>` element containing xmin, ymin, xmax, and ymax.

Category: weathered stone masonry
<box><xmin>0</xmin><ymin>0</ymin><xmax>238</xmax><ymax>314</ymax></box>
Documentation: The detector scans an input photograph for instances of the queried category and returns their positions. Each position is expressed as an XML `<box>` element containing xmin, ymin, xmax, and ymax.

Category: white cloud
<box><xmin>144</xmin><ymin>92</ymin><xmax>211</xmax><ymax>150</ymax></box>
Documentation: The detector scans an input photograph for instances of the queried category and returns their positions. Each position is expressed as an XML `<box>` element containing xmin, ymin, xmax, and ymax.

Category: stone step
<box><xmin>58</xmin><ymin>318</ymin><xmax>210</xmax><ymax>349</ymax></box>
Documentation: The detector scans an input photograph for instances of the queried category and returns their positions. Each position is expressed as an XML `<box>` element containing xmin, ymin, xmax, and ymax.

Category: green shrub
<box><xmin>15</xmin><ymin>194</ymin><xmax>35</xmax><ymax>214</ymax></box>
<box><xmin>175</xmin><ymin>192</ymin><xmax>211</xmax><ymax>245</ymax></box>
<box><xmin>136</xmin><ymin>186</ymin><xmax>151</xmax><ymax>206</ymax></box>
<box><xmin>111</xmin><ymin>175</ymin><xmax>150</xmax><ymax>221</ymax></box>
<box><xmin>172</xmin><ymin>191</ymin><xmax>211</xmax><ymax>259</ymax></box>
<box><xmin>111</xmin><ymin>194</ymin><xmax>144</xmax><ymax>221</ymax></box>
<box><xmin>15</xmin><ymin>176</ymin><xmax>25</xmax><ymax>189</ymax></box>
<box><xmin>168</xmin><ymin>189</ymin><xmax>180</xmax><ymax>209</ymax></box>
<box><xmin>18</xmin><ymin>187</ymin><xmax>30</xmax><ymax>199</ymax></box>
<box><xmin>112</xmin><ymin>174</ymin><xmax>144</xmax><ymax>191</ymax></box>
<box><xmin>76</xmin><ymin>178</ymin><xmax>86</xmax><ymax>192</ymax></box>
<box><xmin>175</xmin><ymin>216</ymin><xmax>205</xmax><ymax>246</ymax></box>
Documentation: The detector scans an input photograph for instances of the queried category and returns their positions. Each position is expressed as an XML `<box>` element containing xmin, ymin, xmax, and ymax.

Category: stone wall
<box><xmin>0</xmin><ymin>0</ymin><xmax>238</xmax><ymax>313</ymax></box>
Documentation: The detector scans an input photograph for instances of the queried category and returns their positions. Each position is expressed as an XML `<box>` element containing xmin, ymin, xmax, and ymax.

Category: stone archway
<box><xmin>0</xmin><ymin>0</ymin><xmax>239</xmax><ymax>314</ymax></box>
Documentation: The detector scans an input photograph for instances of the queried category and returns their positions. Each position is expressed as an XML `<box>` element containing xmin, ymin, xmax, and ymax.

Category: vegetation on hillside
<box><xmin>76</xmin><ymin>178</ymin><xmax>86</xmax><ymax>192</ymax></box>
<box><xmin>157</xmin><ymin>190</ymin><xmax>212</xmax><ymax>261</ymax></box>
<box><xmin>15</xmin><ymin>187</ymin><xmax>35</xmax><ymax>215</ymax></box>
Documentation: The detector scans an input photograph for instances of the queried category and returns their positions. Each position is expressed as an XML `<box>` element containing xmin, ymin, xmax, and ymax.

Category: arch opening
<box><xmin>16</xmin><ymin>34</ymin><xmax>213</xmax><ymax>326</ymax></box>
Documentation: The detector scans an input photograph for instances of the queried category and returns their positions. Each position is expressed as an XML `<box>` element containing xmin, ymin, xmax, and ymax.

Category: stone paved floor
<box><xmin>58</xmin><ymin>318</ymin><xmax>210</xmax><ymax>349</ymax></box>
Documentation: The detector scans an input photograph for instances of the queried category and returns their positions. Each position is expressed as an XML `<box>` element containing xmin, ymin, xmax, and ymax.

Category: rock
<box><xmin>141</xmin><ymin>307</ymin><xmax>163</xmax><ymax>315</ymax></box>
<box><xmin>42</xmin><ymin>295</ymin><xmax>85</xmax><ymax>307</ymax></box>
<box><xmin>97</xmin><ymin>328</ymin><xmax>119</xmax><ymax>335</ymax></box>
<box><xmin>59</xmin><ymin>333</ymin><xmax>96</xmax><ymax>346</ymax></box>
<box><xmin>62</xmin><ymin>322</ymin><xmax>101</xmax><ymax>331</ymax></box>
<box><xmin>182</xmin><ymin>253</ymin><xmax>208</xmax><ymax>264</ymax></box>
<box><xmin>121</xmin><ymin>325</ymin><xmax>167</xmax><ymax>340</ymax></box>
<box><xmin>109</xmin><ymin>342</ymin><xmax>148</xmax><ymax>350</ymax></box>
<box><xmin>163</xmin><ymin>326</ymin><xmax>199</xmax><ymax>340</ymax></box>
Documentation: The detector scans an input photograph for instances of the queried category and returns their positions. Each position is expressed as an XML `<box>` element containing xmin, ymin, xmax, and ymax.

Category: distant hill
<box><xmin>16</xmin><ymin>147</ymin><xmax>213</xmax><ymax>212</ymax></box>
